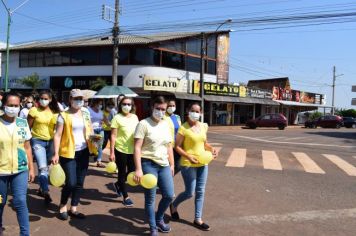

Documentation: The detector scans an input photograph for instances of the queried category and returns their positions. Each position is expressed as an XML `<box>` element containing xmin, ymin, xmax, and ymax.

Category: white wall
<box><xmin>1</xmin><ymin>52</ymin><xmax>217</xmax><ymax>89</ymax></box>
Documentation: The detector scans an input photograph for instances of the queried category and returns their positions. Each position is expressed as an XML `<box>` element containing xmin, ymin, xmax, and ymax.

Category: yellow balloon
<box><xmin>50</xmin><ymin>164</ymin><xmax>66</xmax><ymax>187</ymax></box>
<box><xmin>127</xmin><ymin>172</ymin><xmax>139</xmax><ymax>186</ymax></box>
<box><xmin>199</xmin><ymin>151</ymin><xmax>213</xmax><ymax>165</ymax></box>
<box><xmin>141</xmin><ymin>174</ymin><xmax>158</xmax><ymax>189</ymax></box>
<box><xmin>106</xmin><ymin>162</ymin><xmax>117</xmax><ymax>174</ymax></box>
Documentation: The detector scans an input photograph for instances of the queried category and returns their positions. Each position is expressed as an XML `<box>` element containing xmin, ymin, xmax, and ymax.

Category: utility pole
<box><xmin>1</xmin><ymin>0</ymin><xmax>31</xmax><ymax>91</ymax></box>
<box><xmin>331</xmin><ymin>66</ymin><xmax>336</xmax><ymax>115</ymax></box>
<box><xmin>112</xmin><ymin>0</ymin><xmax>119</xmax><ymax>86</ymax></box>
<box><xmin>199</xmin><ymin>32</ymin><xmax>205</xmax><ymax>122</ymax></box>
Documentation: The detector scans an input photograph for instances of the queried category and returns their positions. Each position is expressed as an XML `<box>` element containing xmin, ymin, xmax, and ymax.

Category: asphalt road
<box><xmin>2</xmin><ymin>126</ymin><xmax>356</xmax><ymax>236</ymax></box>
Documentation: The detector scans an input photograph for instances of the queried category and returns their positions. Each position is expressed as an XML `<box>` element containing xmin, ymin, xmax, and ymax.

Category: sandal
<box><xmin>194</xmin><ymin>220</ymin><xmax>210</xmax><ymax>231</ymax></box>
<box><xmin>59</xmin><ymin>211</ymin><xmax>68</xmax><ymax>221</ymax></box>
<box><xmin>68</xmin><ymin>211</ymin><xmax>86</xmax><ymax>219</ymax></box>
<box><xmin>96</xmin><ymin>162</ymin><xmax>105</xmax><ymax>168</ymax></box>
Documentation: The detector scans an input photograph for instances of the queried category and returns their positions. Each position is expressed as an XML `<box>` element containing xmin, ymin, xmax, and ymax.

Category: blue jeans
<box><xmin>142</xmin><ymin>159</ymin><xmax>174</xmax><ymax>230</ymax></box>
<box><xmin>31</xmin><ymin>138</ymin><xmax>53</xmax><ymax>192</ymax></box>
<box><xmin>0</xmin><ymin>171</ymin><xmax>29</xmax><ymax>236</ymax></box>
<box><xmin>59</xmin><ymin>148</ymin><xmax>89</xmax><ymax>206</ymax></box>
<box><xmin>172</xmin><ymin>165</ymin><xmax>208</xmax><ymax>220</ymax></box>
<box><xmin>94</xmin><ymin>128</ymin><xmax>104</xmax><ymax>162</ymax></box>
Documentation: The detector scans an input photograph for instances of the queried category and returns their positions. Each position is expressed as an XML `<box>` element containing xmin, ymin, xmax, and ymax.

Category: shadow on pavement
<box><xmin>69</xmin><ymin>208</ymin><xmax>148</xmax><ymax>235</ymax></box>
<box><xmin>305</xmin><ymin>131</ymin><xmax>356</xmax><ymax>143</ymax></box>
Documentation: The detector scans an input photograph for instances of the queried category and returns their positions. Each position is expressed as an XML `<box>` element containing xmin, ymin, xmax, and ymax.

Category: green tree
<box><xmin>20</xmin><ymin>73</ymin><xmax>44</xmax><ymax>92</ymax></box>
<box><xmin>336</xmin><ymin>109</ymin><xmax>356</xmax><ymax>118</ymax></box>
<box><xmin>90</xmin><ymin>77</ymin><xmax>107</xmax><ymax>90</ymax></box>
<box><xmin>309</xmin><ymin>111</ymin><xmax>322</xmax><ymax>120</ymax></box>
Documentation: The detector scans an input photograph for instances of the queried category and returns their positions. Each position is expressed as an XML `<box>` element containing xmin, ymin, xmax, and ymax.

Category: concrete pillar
<box><xmin>253</xmin><ymin>104</ymin><xmax>256</xmax><ymax>119</ymax></box>
<box><xmin>209</xmin><ymin>102</ymin><xmax>213</xmax><ymax>125</ymax></box>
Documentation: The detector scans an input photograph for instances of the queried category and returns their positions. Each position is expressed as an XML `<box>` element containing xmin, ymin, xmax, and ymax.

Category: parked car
<box><xmin>246</xmin><ymin>113</ymin><xmax>288</xmax><ymax>130</ymax></box>
<box><xmin>343</xmin><ymin>117</ymin><xmax>356</xmax><ymax>128</ymax></box>
<box><xmin>305</xmin><ymin>115</ymin><xmax>343</xmax><ymax>128</ymax></box>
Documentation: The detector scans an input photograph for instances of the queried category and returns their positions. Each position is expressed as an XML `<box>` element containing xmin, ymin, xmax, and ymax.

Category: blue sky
<box><xmin>1</xmin><ymin>0</ymin><xmax>355</xmax><ymax>109</ymax></box>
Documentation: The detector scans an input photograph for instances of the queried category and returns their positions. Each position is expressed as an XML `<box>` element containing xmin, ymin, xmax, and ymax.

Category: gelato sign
<box><xmin>143</xmin><ymin>76</ymin><xmax>188</xmax><ymax>93</ymax></box>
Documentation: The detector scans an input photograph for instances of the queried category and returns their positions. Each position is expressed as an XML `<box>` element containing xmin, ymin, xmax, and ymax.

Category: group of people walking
<box><xmin>0</xmin><ymin>89</ymin><xmax>217</xmax><ymax>236</ymax></box>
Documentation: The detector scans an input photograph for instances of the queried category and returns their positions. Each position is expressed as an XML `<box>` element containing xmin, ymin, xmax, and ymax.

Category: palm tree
<box><xmin>20</xmin><ymin>73</ymin><xmax>44</xmax><ymax>92</ymax></box>
<box><xmin>90</xmin><ymin>77</ymin><xmax>108</xmax><ymax>91</ymax></box>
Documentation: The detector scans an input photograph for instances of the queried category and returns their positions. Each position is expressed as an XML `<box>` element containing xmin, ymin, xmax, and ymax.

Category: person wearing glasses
<box><xmin>133</xmin><ymin>96</ymin><xmax>175</xmax><ymax>236</ymax></box>
<box><xmin>110</xmin><ymin>97</ymin><xmax>139</xmax><ymax>207</ymax></box>
<box><xmin>52</xmin><ymin>89</ymin><xmax>95</xmax><ymax>220</ymax></box>
<box><xmin>0</xmin><ymin>91</ymin><xmax>35</xmax><ymax>236</ymax></box>
<box><xmin>27</xmin><ymin>90</ymin><xmax>60</xmax><ymax>205</ymax></box>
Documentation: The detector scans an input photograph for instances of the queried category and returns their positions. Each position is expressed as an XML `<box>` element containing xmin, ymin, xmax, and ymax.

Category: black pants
<box><xmin>115</xmin><ymin>149</ymin><xmax>135</xmax><ymax>198</ymax></box>
<box><xmin>102</xmin><ymin>130</ymin><xmax>111</xmax><ymax>150</ymax></box>
<box><xmin>60</xmin><ymin>148</ymin><xmax>89</xmax><ymax>206</ymax></box>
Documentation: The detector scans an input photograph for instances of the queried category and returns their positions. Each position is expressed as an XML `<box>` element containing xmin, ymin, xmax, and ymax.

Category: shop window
<box><xmin>131</xmin><ymin>48</ymin><xmax>160</xmax><ymax>66</ymax></box>
<box><xmin>162</xmin><ymin>51</ymin><xmax>185</xmax><ymax>70</ymax></box>
<box><xmin>206</xmin><ymin>60</ymin><xmax>216</xmax><ymax>75</ymax></box>
<box><xmin>186</xmin><ymin>56</ymin><xmax>201</xmax><ymax>73</ymax></box>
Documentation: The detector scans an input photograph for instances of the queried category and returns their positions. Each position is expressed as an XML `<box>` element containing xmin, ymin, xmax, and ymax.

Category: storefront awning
<box><xmin>204</xmin><ymin>95</ymin><xmax>279</xmax><ymax>105</ymax></box>
<box><xmin>174</xmin><ymin>93</ymin><xmax>202</xmax><ymax>101</ymax></box>
<box><xmin>276</xmin><ymin>100</ymin><xmax>331</xmax><ymax>108</ymax></box>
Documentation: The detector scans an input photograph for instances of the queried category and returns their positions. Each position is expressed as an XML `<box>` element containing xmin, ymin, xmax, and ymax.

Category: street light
<box><xmin>1</xmin><ymin>0</ymin><xmax>31</xmax><ymax>92</ymax></box>
<box><xmin>199</xmin><ymin>19</ymin><xmax>232</xmax><ymax>122</ymax></box>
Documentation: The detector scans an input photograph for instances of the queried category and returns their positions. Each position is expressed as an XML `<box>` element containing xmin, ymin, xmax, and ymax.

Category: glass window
<box><xmin>71</xmin><ymin>48</ymin><xmax>98</xmax><ymax>65</ymax></box>
<box><xmin>19</xmin><ymin>52</ymin><xmax>28</xmax><ymax>67</ymax></box>
<box><xmin>28</xmin><ymin>52</ymin><xmax>36</xmax><ymax>67</ymax></box>
<box><xmin>206</xmin><ymin>60</ymin><xmax>216</xmax><ymax>75</ymax></box>
<box><xmin>52</xmin><ymin>51</ymin><xmax>62</xmax><ymax>66</ymax></box>
<box><xmin>119</xmin><ymin>48</ymin><xmax>129</xmax><ymax>65</ymax></box>
<box><xmin>35</xmin><ymin>52</ymin><xmax>44</xmax><ymax>67</ymax></box>
<box><xmin>206</xmin><ymin>35</ymin><xmax>217</xmax><ymax>58</ymax></box>
<box><xmin>262</xmin><ymin>115</ymin><xmax>271</xmax><ymax>120</ymax></box>
<box><xmin>61</xmin><ymin>51</ymin><xmax>70</xmax><ymax>65</ymax></box>
<box><xmin>186</xmin><ymin>38</ymin><xmax>202</xmax><ymax>55</ymax></box>
<box><xmin>99</xmin><ymin>47</ymin><xmax>112</xmax><ymax>65</ymax></box>
<box><xmin>161</xmin><ymin>41</ymin><xmax>185</xmax><ymax>52</ymax></box>
<box><xmin>131</xmin><ymin>48</ymin><xmax>160</xmax><ymax>66</ymax></box>
<box><xmin>186</xmin><ymin>56</ymin><xmax>201</xmax><ymax>73</ymax></box>
<box><xmin>44</xmin><ymin>51</ymin><xmax>54</xmax><ymax>66</ymax></box>
<box><xmin>162</xmin><ymin>51</ymin><xmax>185</xmax><ymax>70</ymax></box>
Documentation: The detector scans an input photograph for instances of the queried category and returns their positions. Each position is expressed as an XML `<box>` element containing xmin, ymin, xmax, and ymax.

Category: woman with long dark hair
<box><xmin>27</xmin><ymin>90</ymin><xmax>60</xmax><ymax>204</ymax></box>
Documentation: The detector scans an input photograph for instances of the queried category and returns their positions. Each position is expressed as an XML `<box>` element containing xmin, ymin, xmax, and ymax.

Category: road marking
<box><xmin>209</xmin><ymin>132</ymin><xmax>354</xmax><ymax>148</ymax></box>
<box><xmin>225</xmin><ymin>148</ymin><xmax>246</xmax><ymax>167</ymax></box>
<box><xmin>292</xmin><ymin>152</ymin><xmax>325</xmax><ymax>174</ymax></box>
<box><xmin>209</xmin><ymin>142</ymin><xmax>223</xmax><ymax>146</ymax></box>
<box><xmin>268</xmin><ymin>136</ymin><xmax>288</xmax><ymax>140</ymax></box>
<box><xmin>237</xmin><ymin>208</ymin><xmax>356</xmax><ymax>225</ymax></box>
<box><xmin>262</xmin><ymin>150</ymin><xmax>282</xmax><ymax>170</ymax></box>
<box><xmin>283</xmin><ymin>137</ymin><xmax>305</xmax><ymax>141</ymax></box>
<box><xmin>323</xmin><ymin>154</ymin><xmax>356</xmax><ymax>176</ymax></box>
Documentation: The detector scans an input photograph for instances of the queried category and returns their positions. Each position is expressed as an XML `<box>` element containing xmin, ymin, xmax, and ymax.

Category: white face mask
<box><xmin>26</xmin><ymin>103</ymin><xmax>33</xmax><ymax>109</ymax></box>
<box><xmin>189</xmin><ymin>111</ymin><xmax>200</xmax><ymax>121</ymax></box>
<box><xmin>0</xmin><ymin>101</ymin><xmax>2</xmax><ymax>107</ymax></box>
<box><xmin>39</xmin><ymin>99</ymin><xmax>50</xmax><ymax>107</ymax></box>
<box><xmin>72</xmin><ymin>100</ymin><xmax>84</xmax><ymax>109</ymax></box>
<box><xmin>121</xmin><ymin>105</ymin><xmax>132</xmax><ymax>114</ymax></box>
<box><xmin>98</xmin><ymin>105</ymin><xmax>103</xmax><ymax>110</ymax></box>
<box><xmin>5</xmin><ymin>106</ymin><xmax>20</xmax><ymax>117</ymax></box>
<box><xmin>167</xmin><ymin>107</ymin><xmax>176</xmax><ymax>114</ymax></box>
<box><xmin>153</xmin><ymin>109</ymin><xmax>165</xmax><ymax>120</ymax></box>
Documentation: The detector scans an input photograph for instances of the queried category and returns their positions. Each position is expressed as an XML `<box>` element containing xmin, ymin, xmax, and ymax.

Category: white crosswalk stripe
<box><xmin>292</xmin><ymin>152</ymin><xmax>325</xmax><ymax>174</ymax></box>
<box><xmin>226</xmin><ymin>148</ymin><xmax>246</xmax><ymax>167</ymax></box>
<box><xmin>262</xmin><ymin>150</ymin><xmax>282</xmax><ymax>170</ymax></box>
<box><xmin>323</xmin><ymin>154</ymin><xmax>356</xmax><ymax>176</ymax></box>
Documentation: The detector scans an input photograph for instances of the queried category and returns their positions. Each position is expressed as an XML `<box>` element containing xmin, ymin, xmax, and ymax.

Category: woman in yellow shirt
<box><xmin>170</xmin><ymin>102</ymin><xmax>217</xmax><ymax>231</ymax></box>
<box><xmin>27</xmin><ymin>90</ymin><xmax>60</xmax><ymax>204</ymax></box>
<box><xmin>109</xmin><ymin>97</ymin><xmax>139</xmax><ymax>207</ymax></box>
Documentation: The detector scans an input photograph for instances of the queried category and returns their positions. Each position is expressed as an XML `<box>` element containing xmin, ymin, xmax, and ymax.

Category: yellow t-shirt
<box><xmin>111</xmin><ymin>113</ymin><xmax>139</xmax><ymax>154</ymax></box>
<box><xmin>134</xmin><ymin>117</ymin><xmax>172</xmax><ymax>166</ymax></box>
<box><xmin>28</xmin><ymin>107</ymin><xmax>56</xmax><ymax>140</ymax></box>
<box><xmin>179</xmin><ymin>122</ymin><xmax>208</xmax><ymax>168</ymax></box>
<box><xmin>102</xmin><ymin>111</ymin><xmax>111</xmax><ymax>131</ymax></box>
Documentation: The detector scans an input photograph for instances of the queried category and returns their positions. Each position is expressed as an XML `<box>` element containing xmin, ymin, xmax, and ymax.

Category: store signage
<box><xmin>239</xmin><ymin>86</ymin><xmax>247</xmax><ymax>97</ymax></box>
<box><xmin>248</xmin><ymin>88</ymin><xmax>272</xmax><ymax>99</ymax></box>
<box><xmin>50</xmin><ymin>76</ymin><xmax>114</xmax><ymax>90</ymax></box>
<box><xmin>273</xmin><ymin>86</ymin><xmax>325</xmax><ymax>104</ymax></box>
<box><xmin>0</xmin><ymin>76</ymin><xmax>50</xmax><ymax>89</ymax></box>
<box><xmin>216</xmin><ymin>34</ymin><xmax>230</xmax><ymax>84</ymax></box>
<box><xmin>191</xmin><ymin>81</ymin><xmax>239</xmax><ymax>96</ymax></box>
<box><xmin>143</xmin><ymin>76</ymin><xmax>188</xmax><ymax>93</ymax></box>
